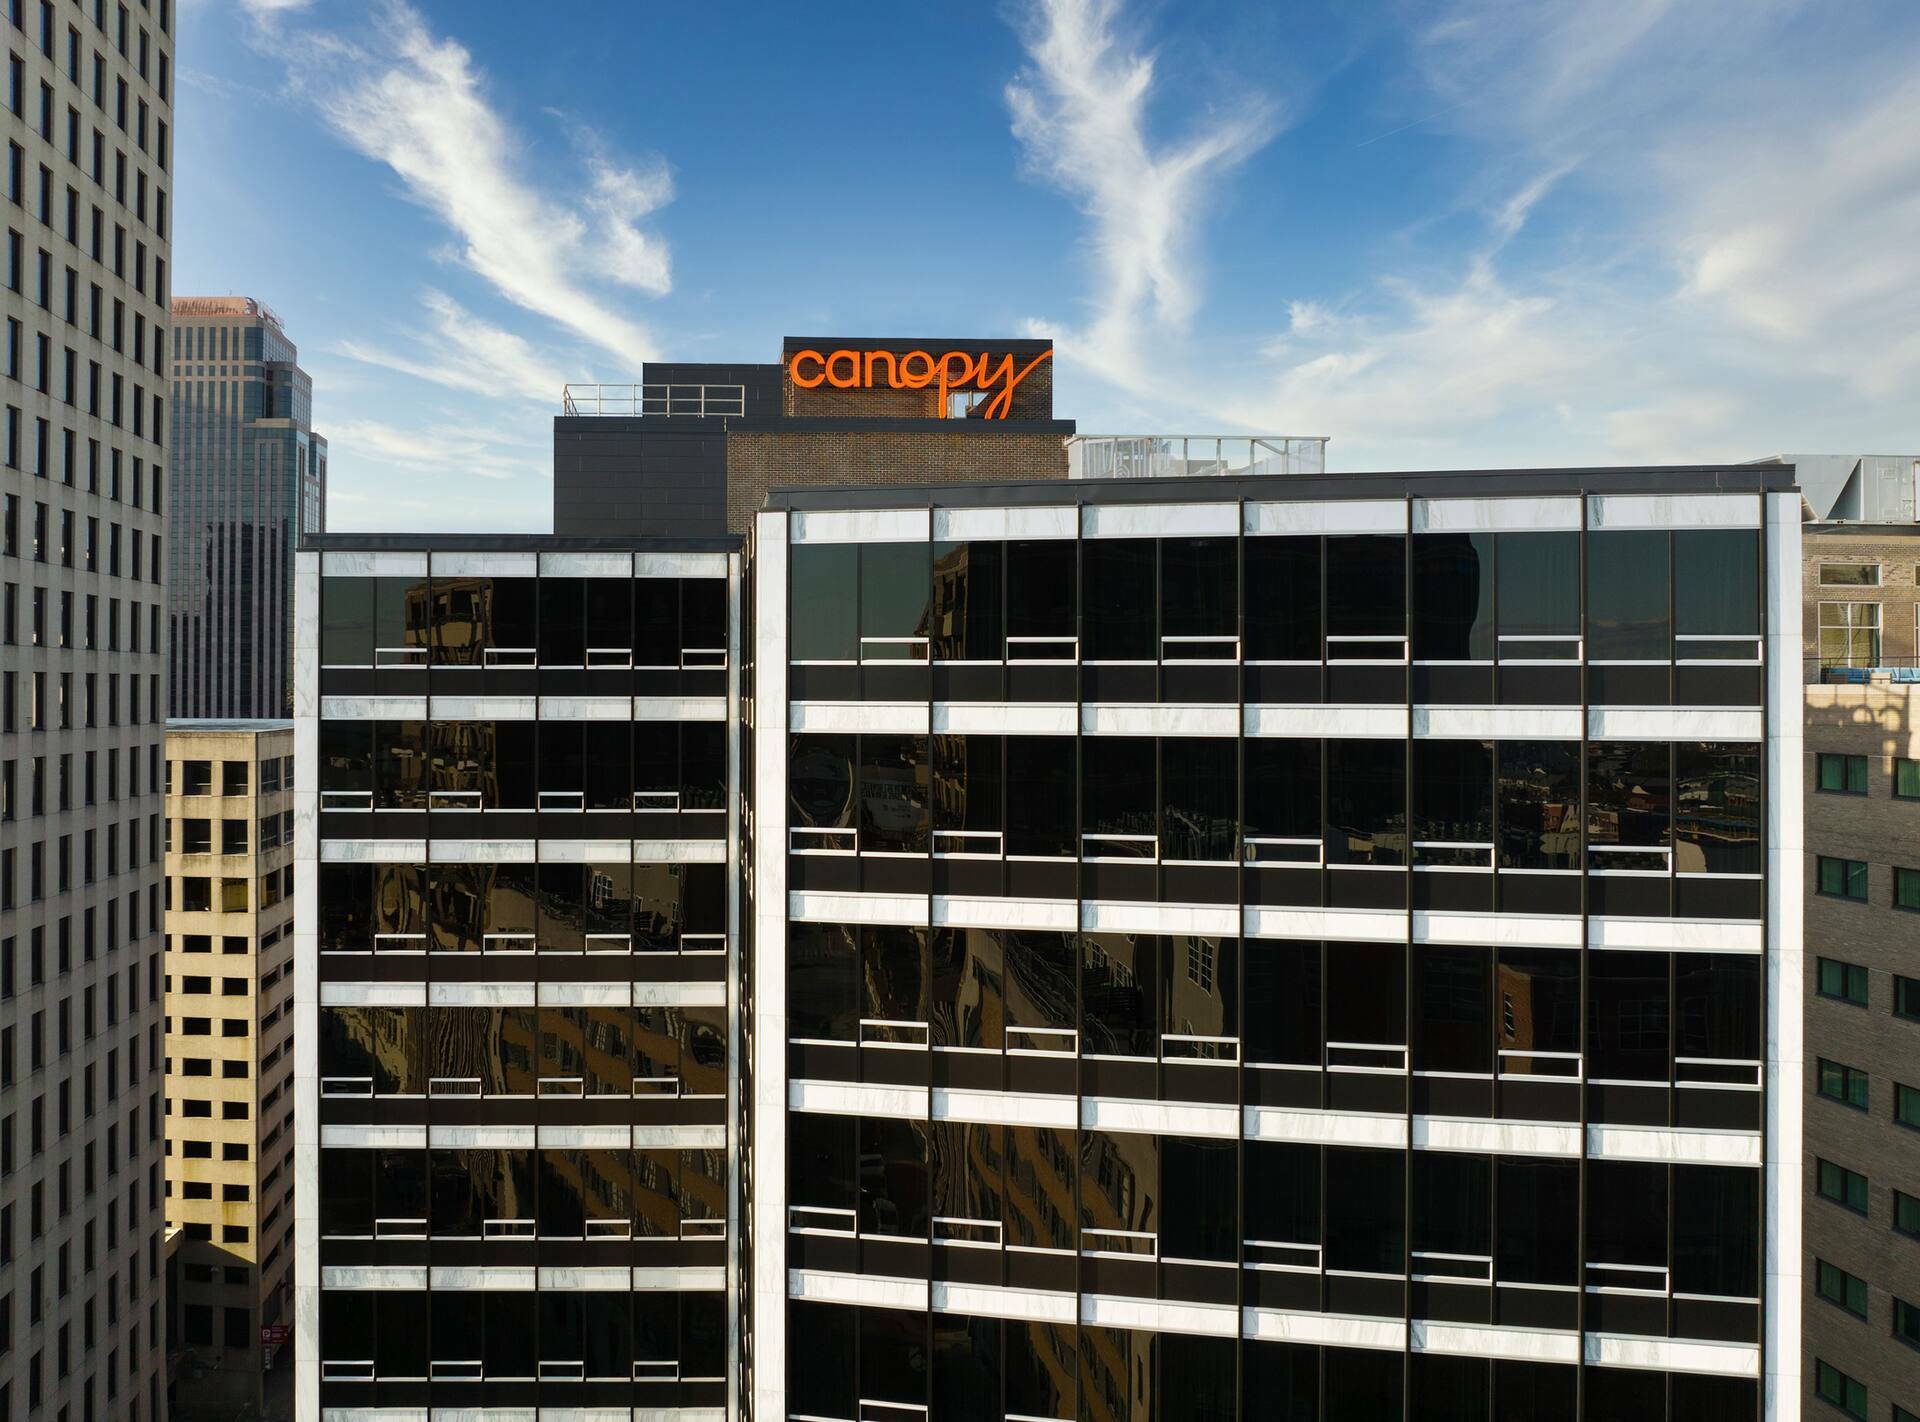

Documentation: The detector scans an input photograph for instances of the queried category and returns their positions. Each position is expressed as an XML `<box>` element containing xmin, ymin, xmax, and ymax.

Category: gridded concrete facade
<box><xmin>1</xmin><ymin>2</ymin><xmax>175</xmax><ymax>1419</ymax></box>
<box><xmin>168</xmin><ymin>297</ymin><xmax>325</xmax><ymax>720</ymax></box>
<box><xmin>162</xmin><ymin>719</ymin><xmax>294</xmax><ymax>1412</ymax></box>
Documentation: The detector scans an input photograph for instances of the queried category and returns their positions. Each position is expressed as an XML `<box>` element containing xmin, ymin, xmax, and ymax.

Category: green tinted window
<box><xmin>1816</xmin><ymin>1258</ymin><xmax>1868</xmax><ymax>1317</ymax></box>
<box><xmin>1817</xmin><ymin>752</ymin><xmax>1868</xmax><ymax>793</ymax></box>
<box><xmin>1818</xmin><ymin>958</ymin><xmax>1869</xmax><ymax>1005</ymax></box>
<box><xmin>1895</xmin><ymin>1190</ymin><xmax>1920</xmax><ymax>1237</ymax></box>
<box><xmin>1897</xmin><ymin>759</ymin><xmax>1920</xmax><ymax>798</ymax></box>
<box><xmin>1898</xmin><ymin>1083</ymin><xmax>1920</xmax><ymax>1130</ymax></box>
<box><xmin>1815</xmin><ymin>1360</ymin><xmax>1867</xmax><ymax>1421</ymax></box>
<box><xmin>1819</xmin><ymin>1058</ymin><xmax>1870</xmax><ymax>1110</ymax></box>
<box><xmin>1819</xmin><ymin>856</ymin><xmax>1869</xmax><ymax>900</ymax></box>
<box><xmin>1818</xmin><ymin>1158</ymin><xmax>1869</xmax><ymax>1213</ymax></box>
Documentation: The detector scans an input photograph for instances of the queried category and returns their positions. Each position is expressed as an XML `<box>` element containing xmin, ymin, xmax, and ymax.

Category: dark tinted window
<box><xmin>930</xmin><ymin>927</ymin><xmax>1004</xmax><ymax>1050</ymax></box>
<box><xmin>1496</xmin><ymin>949</ymin><xmax>1580</xmax><ymax>1063</ymax></box>
<box><xmin>1673</xmin><ymin>1164</ymin><xmax>1758</xmax><ymax>1297</ymax></box>
<box><xmin>1162</xmin><ymin>736</ymin><xmax>1236</xmax><ymax>861</ymax></box>
<box><xmin>1587</xmin><ymin>741</ymin><xmax>1671</xmax><ymax>867</ymax></box>
<box><xmin>1412</xmin><ymin>533</ymin><xmax>1492</xmax><ymax>660</ymax></box>
<box><xmin>1327</xmin><ymin>738</ymin><xmax>1404</xmax><ymax>864</ymax></box>
<box><xmin>1412</xmin><ymin>738</ymin><xmax>1492</xmax><ymax>861</ymax></box>
<box><xmin>1586</xmin><ymin>530</ymin><xmax>1669</xmax><ymax>659</ymax></box>
<box><xmin>1082</xmin><ymin>538</ymin><xmax>1155</xmax><ymax>659</ymax></box>
<box><xmin>583</xmin><ymin>576</ymin><xmax>628</xmax><ymax>656</ymax></box>
<box><xmin>1006</xmin><ymin>1320</ymin><xmax>1076</xmax><ymax>1420</ymax></box>
<box><xmin>858</xmin><ymin>735</ymin><xmax>928</xmax><ymax>853</ymax></box>
<box><xmin>1161</xmin><ymin>537</ymin><xmax>1237</xmax><ymax>643</ymax></box>
<box><xmin>1325</xmin><ymin>1146</ymin><xmax>1403</xmax><ymax>1272</ymax></box>
<box><xmin>432</xmin><ymin>575</ymin><xmax>535</xmax><ymax>665</ymax></box>
<box><xmin>1244</xmin><ymin>535</ymin><xmax>1319</xmax><ymax>660</ymax></box>
<box><xmin>1161</xmin><ymin>1332</ymin><xmax>1234</xmax><ymax>1422</ymax></box>
<box><xmin>1410</xmin><ymin>1353</ymin><xmax>1487</xmax><ymax>1422</ymax></box>
<box><xmin>1495</xmin><ymin>1157</ymin><xmax>1578</xmax><ymax>1284</ymax></box>
<box><xmin>789</xmin><ymin>544</ymin><xmax>856</xmax><ymax>661</ymax></box>
<box><xmin>860</xmin><ymin>1117</ymin><xmax>928</xmax><ymax>1236</ymax></box>
<box><xmin>1005</xmin><ymin>540</ymin><xmax>1075</xmax><ymax>644</ymax></box>
<box><xmin>863</xmin><ymin>925</ymin><xmax>926</xmax><ymax>1027</ymax></box>
<box><xmin>1585</xmin><ymin>1159</ymin><xmax>1667</xmax><ymax>1266</ymax></box>
<box><xmin>1006</xmin><ymin>736</ymin><xmax>1075</xmax><ymax>857</ymax></box>
<box><xmin>1674</xmin><ymin>528</ymin><xmax>1760</xmax><ymax>636</ymax></box>
<box><xmin>933</xmin><ymin>734</ymin><xmax>1001</xmax><ymax>834</ymax></box>
<box><xmin>1245</xmin><ymin>737</ymin><xmax>1319</xmax><ymax>845</ymax></box>
<box><xmin>1245</xmin><ymin>1140</ymin><xmax>1318</xmax><ymax>1244</ymax></box>
<box><xmin>1675</xmin><ymin>741</ymin><xmax>1761</xmax><ymax>874</ymax></box>
<box><xmin>1243</xmin><ymin>1339</ymin><xmax>1318</xmax><ymax>1421</ymax></box>
<box><xmin>1675</xmin><ymin>953</ymin><xmax>1761</xmax><ymax>1062</ymax></box>
<box><xmin>1081</xmin><ymin>933</ymin><xmax>1157</xmax><ymax>1057</ymax></box>
<box><xmin>1326</xmin><ymin>534</ymin><xmax>1405</xmax><ymax>641</ymax></box>
<box><xmin>1245</xmin><ymin>940</ymin><xmax>1320</xmax><ymax>1064</ymax></box>
<box><xmin>1414</xmin><ymin>945</ymin><xmax>1491</xmax><ymax>1073</ymax></box>
<box><xmin>1082</xmin><ymin>737</ymin><xmax>1155</xmax><ymax>846</ymax></box>
<box><xmin>537</xmin><ymin>576</ymin><xmax>585</xmax><ymax>665</ymax></box>
<box><xmin>790</xmin><ymin>734</ymin><xmax>854</xmax><ymax>830</ymax></box>
<box><xmin>1328</xmin><ymin>941</ymin><xmax>1404</xmax><ymax>1050</ymax></box>
<box><xmin>1587</xmin><ymin>952</ymin><xmax>1669</xmax><ymax>1081</ymax></box>
<box><xmin>931</xmin><ymin>1314</ymin><xmax>999</xmax><ymax>1422</ymax></box>
<box><xmin>1411</xmin><ymin>1150</ymin><xmax>1490</xmax><ymax>1258</ymax></box>
<box><xmin>1496</xmin><ymin>740</ymin><xmax>1579</xmax><ymax>869</ymax></box>
<box><xmin>787</xmin><ymin>922</ymin><xmax>857</xmax><ymax>1040</ymax></box>
<box><xmin>789</xmin><ymin>1301</ymin><xmax>855</xmax><ymax>1418</ymax></box>
<box><xmin>1495</xmin><ymin>532</ymin><xmax>1579</xmax><ymax>639</ymax></box>
<box><xmin>860</xmin><ymin>541</ymin><xmax>931</xmax><ymax>657</ymax></box>
<box><xmin>1161</xmin><ymin>1137</ymin><xmax>1237</xmax><ymax>1261</ymax></box>
<box><xmin>930</xmin><ymin>540</ymin><xmax>1002</xmax><ymax>661</ymax></box>
<box><xmin>633</xmin><ymin>577</ymin><xmax>679</xmax><ymax>667</ymax></box>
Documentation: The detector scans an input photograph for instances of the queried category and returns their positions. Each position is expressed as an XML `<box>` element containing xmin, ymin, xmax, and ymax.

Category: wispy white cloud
<box><xmin>1006</xmin><ymin>0</ymin><xmax>1277</xmax><ymax>390</ymax></box>
<box><xmin>326</xmin><ymin>415</ymin><xmax>547</xmax><ymax>484</ymax></box>
<box><xmin>283</xmin><ymin>1</ymin><xmax>669</xmax><ymax>364</ymax></box>
<box><xmin>1032</xmin><ymin>0</ymin><xmax>1920</xmax><ymax>469</ymax></box>
<box><xmin>334</xmin><ymin>289</ymin><xmax>571</xmax><ymax>405</ymax></box>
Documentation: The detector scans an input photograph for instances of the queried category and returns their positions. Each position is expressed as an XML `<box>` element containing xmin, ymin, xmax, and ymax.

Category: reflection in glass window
<box><xmin>1005</xmin><ymin>1126</ymin><xmax>1074</xmax><ymax>1252</ymax></box>
<box><xmin>787</xmin><ymin>922</ymin><xmax>857</xmax><ymax>1041</ymax></box>
<box><xmin>1414</xmin><ymin>946</ymin><xmax>1491</xmax><ymax>1074</ymax></box>
<box><xmin>1003</xmin><ymin>930</ymin><xmax>1076</xmax><ymax>1034</ymax></box>
<box><xmin>1586</xmin><ymin>741</ymin><xmax>1671</xmax><ymax>869</ymax></box>
<box><xmin>789</xmin><ymin>544</ymin><xmax>856</xmax><ymax>661</ymax></box>
<box><xmin>1081</xmin><ymin>933</ymin><xmax>1158</xmax><ymax>1058</ymax></box>
<box><xmin>1167</xmin><ymin>935</ymin><xmax>1237</xmax><ymax>1051</ymax></box>
<box><xmin>1674</xmin><ymin>742</ymin><xmax>1761</xmax><ymax>874</ymax></box>
<box><xmin>1006</xmin><ymin>1320</ymin><xmax>1077</xmax><ymax>1422</ymax></box>
<box><xmin>1587</xmin><ymin>952</ymin><xmax>1669</xmax><ymax>1081</ymax></box>
<box><xmin>1082</xmin><ymin>736</ymin><xmax>1156</xmax><ymax>853</ymax></box>
<box><xmin>1818</xmin><ymin>600</ymin><xmax>1881</xmax><ymax>667</ymax></box>
<box><xmin>1326</xmin><ymin>739</ymin><xmax>1405</xmax><ymax>864</ymax></box>
<box><xmin>1412</xmin><ymin>739</ymin><xmax>1493</xmax><ymax>863</ymax></box>
<box><xmin>318</xmin><ymin>720</ymin><xmax>371</xmax><ymax>798</ymax></box>
<box><xmin>1162</xmin><ymin>737</ymin><xmax>1236</xmax><ymax>862</ymax></box>
<box><xmin>317</xmin><ymin>863</ymin><xmax>372</xmax><ymax>953</ymax></box>
<box><xmin>1586</xmin><ymin>530</ymin><xmax>1669</xmax><ymax>659</ymax></box>
<box><xmin>1079</xmin><ymin>1130</ymin><xmax>1158</xmax><ymax>1245</ymax></box>
<box><xmin>858</xmin><ymin>735</ymin><xmax>928</xmax><ymax>852</ymax></box>
<box><xmin>860</xmin><ymin>1116</ymin><xmax>928</xmax><ymax>1237</ymax></box>
<box><xmin>1244</xmin><ymin>535</ymin><xmax>1320</xmax><ymax>660</ymax></box>
<box><xmin>930</xmin><ymin>540</ymin><xmax>1003</xmax><ymax>661</ymax></box>
<box><xmin>1496</xmin><ymin>949</ymin><xmax>1580</xmax><ymax>1069</ymax></box>
<box><xmin>1497</xmin><ymin>740</ymin><xmax>1580</xmax><ymax>870</ymax></box>
<box><xmin>789</xmin><ymin>734</ymin><xmax>853</xmax><ymax>831</ymax></box>
<box><xmin>930</xmin><ymin>1123</ymin><xmax>1003</xmax><ymax>1245</ymax></box>
<box><xmin>930</xmin><ymin>927</ymin><xmax>1005</xmax><ymax>1050</ymax></box>
<box><xmin>1082</xmin><ymin>538</ymin><xmax>1155</xmax><ymax>660</ymax></box>
<box><xmin>932</xmin><ymin>734</ymin><xmax>1001</xmax><ymax>836</ymax></box>
<box><xmin>430</xmin><ymin>575</ymin><xmax>536</xmax><ymax>666</ymax></box>
<box><xmin>863</xmin><ymin>925</ymin><xmax>927</xmax><ymax>1029</ymax></box>
<box><xmin>1819</xmin><ymin>562</ymin><xmax>1879</xmax><ymax>586</ymax></box>
<box><xmin>1412</xmin><ymin>533</ymin><xmax>1493</xmax><ymax>660</ymax></box>
<box><xmin>318</xmin><ymin>1005</ymin><xmax>421</xmax><ymax>1094</ymax></box>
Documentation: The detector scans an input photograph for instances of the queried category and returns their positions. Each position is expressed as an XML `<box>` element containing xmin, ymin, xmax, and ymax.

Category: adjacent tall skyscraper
<box><xmin>1</xmin><ymin>3</ymin><xmax>176</xmax><ymax>1419</ymax></box>
<box><xmin>168</xmin><ymin>295</ymin><xmax>324</xmax><ymax>718</ymax></box>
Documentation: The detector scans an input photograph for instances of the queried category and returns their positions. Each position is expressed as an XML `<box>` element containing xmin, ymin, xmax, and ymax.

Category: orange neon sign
<box><xmin>787</xmin><ymin>346</ymin><xmax>1052</xmax><ymax>420</ymax></box>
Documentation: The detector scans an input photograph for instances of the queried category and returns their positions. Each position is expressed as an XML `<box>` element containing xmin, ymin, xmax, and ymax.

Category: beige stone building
<box><xmin>163</xmin><ymin>720</ymin><xmax>293</xmax><ymax>1413</ymax></box>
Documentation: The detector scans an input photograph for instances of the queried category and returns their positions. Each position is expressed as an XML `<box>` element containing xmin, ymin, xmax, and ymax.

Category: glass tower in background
<box><xmin>168</xmin><ymin>296</ymin><xmax>324</xmax><ymax>717</ymax></box>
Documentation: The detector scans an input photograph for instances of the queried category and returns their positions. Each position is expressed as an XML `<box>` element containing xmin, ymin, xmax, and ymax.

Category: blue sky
<box><xmin>173</xmin><ymin>0</ymin><xmax>1920</xmax><ymax>531</ymax></box>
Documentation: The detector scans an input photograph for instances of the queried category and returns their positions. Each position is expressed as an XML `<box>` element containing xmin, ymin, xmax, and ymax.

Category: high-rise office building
<box><xmin>1</xmin><ymin>3</ymin><xmax>176</xmax><ymax>1420</ymax></box>
<box><xmin>168</xmin><ymin>295</ymin><xmax>324</xmax><ymax>719</ymax></box>
<box><xmin>298</xmin><ymin>336</ymin><xmax>1804</xmax><ymax>1422</ymax></box>
<box><xmin>1786</xmin><ymin>453</ymin><xmax>1920</xmax><ymax>1422</ymax></box>
<box><xmin>161</xmin><ymin>719</ymin><xmax>295</xmax><ymax>1413</ymax></box>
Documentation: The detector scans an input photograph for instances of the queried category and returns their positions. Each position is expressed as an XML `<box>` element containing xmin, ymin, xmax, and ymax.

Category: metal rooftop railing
<box><xmin>561</xmin><ymin>383</ymin><xmax>746</xmax><ymax>417</ymax></box>
<box><xmin>1065</xmin><ymin>435</ymin><xmax>1329</xmax><ymax>480</ymax></box>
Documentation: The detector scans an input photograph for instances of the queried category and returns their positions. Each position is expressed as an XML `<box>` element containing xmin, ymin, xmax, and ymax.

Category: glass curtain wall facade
<box><xmin>293</xmin><ymin>540</ymin><xmax>740</xmax><ymax>1418</ymax></box>
<box><xmin>168</xmin><ymin>300</ymin><xmax>326</xmax><ymax>718</ymax></box>
<box><xmin>749</xmin><ymin>477</ymin><xmax>1803</xmax><ymax>1422</ymax></box>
